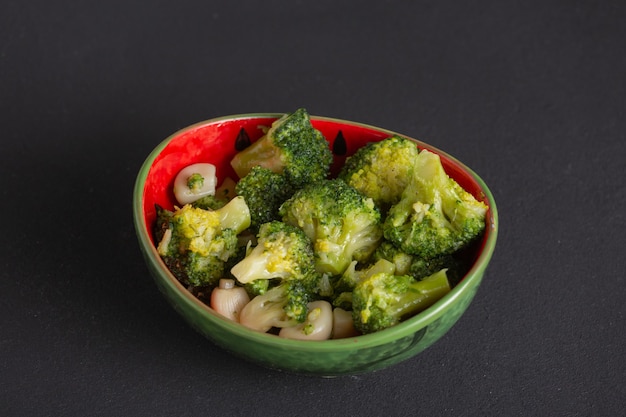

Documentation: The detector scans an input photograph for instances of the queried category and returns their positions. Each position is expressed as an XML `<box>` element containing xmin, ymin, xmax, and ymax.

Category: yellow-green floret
<box><xmin>154</xmin><ymin>196</ymin><xmax>251</xmax><ymax>289</ymax></box>
<box><xmin>230</xmin><ymin>108</ymin><xmax>333</xmax><ymax>188</ymax></box>
<box><xmin>279</xmin><ymin>179</ymin><xmax>383</xmax><ymax>276</ymax></box>
<box><xmin>338</xmin><ymin>135</ymin><xmax>419</xmax><ymax>210</ymax></box>
<box><xmin>352</xmin><ymin>269</ymin><xmax>451</xmax><ymax>334</ymax></box>
<box><xmin>383</xmin><ymin>149</ymin><xmax>488</xmax><ymax>259</ymax></box>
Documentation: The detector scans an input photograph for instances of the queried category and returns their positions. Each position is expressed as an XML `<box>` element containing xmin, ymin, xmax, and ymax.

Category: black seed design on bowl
<box><xmin>332</xmin><ymin>130</ymin><xmax>347</xmax><ymax>156</ymax></box>
<box><xmin>235</xmin><ymin>127</ymin><xmax>251</xmax><ymax>151</ymax></box>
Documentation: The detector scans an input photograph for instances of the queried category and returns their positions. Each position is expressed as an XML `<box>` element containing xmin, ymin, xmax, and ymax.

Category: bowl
<box><xmin>132</xmin><ymin>113</ymin><xmax>498</xmax><ymax>377</ymax></box>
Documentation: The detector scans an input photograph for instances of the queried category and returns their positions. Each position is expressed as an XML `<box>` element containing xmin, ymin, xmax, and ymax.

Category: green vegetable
<box><xmin>232</xmin><ymin>221</ymin><xmax>323</xmax><ymax>332</ymax></box>
<box><xmin>230</xmin><ymin>220</ymin><xmax>319</xmax><ymax>286</ymax></box>
<box><xmin>191</xmin><ymin>195</ymin><xmax>227</xmax><ymax>210</ymax></box>
<box><xmin>230</xmin><ymin>108</ymin><xmax>333</xmax><ymax>188</ymax></box>
<box><xmin>330</xmin><ymin>258</ymin><xmax>396</xmax><ymax>311</ymax></box>
<box><xmin>383</xmin><ymin>149</ymin><xmax>488</xmax><ymax>259</ymax></box>
<box><xmin>243</xmin><ymin>278</ymin><xmax>271</xmax><ymax>298</ymax></box>
<box><xmin>409</xmin><ymin>253</ymin><xmax>464</xmax><ymax>283</ymax></box>
<box><xmin>338</xmin><ymin>135</ymin><xmax>419</xmax><ymax>211</ymax></box>
<box><xmin>333</xmin><ymin>258</ymin><xmax>396</xmax><ymax>296</ymax></box>
<box><xmin>352</xmin><ymin>269</ymin><xmax>451</xmax><ymax>334</ymax></box>
<box><xmin>235</xmin><ymin>166</ymin><xmax>294</xmax><ymax>230</ymax></box>
<box><xmin>191</xmin><ymin>177</ymin><xmax>237</xmax><ymax>211</ymax></box>
<box><xmin>370</xmin><ymin>240</ymin><xmax>416</xmax><ymax>276</ymax></box>
<box><xmin>155</xmin><ymin>196</ymin><xmax>251</xmax><ymax>288</ymax></box>
<box><xmin>239</xmin><ymin>280</ymin><xmax>313</xmax><ymax>332</ymax></box>
<box><xmin>280</xmin><ymin>178</ymin><xmax>383</xmax><ymax>276</ymax></box>
<box><xmin>155</xmin><ymin>109</ymin><xmax>490</xmax><ymax>337</ymax></box>
<box><xmin>372</xmin><ymin>240</ymin><xmax>464</xmax><ymax>282</ymax></box>
<box><xmin>186</xmin><ymin>173</ymin><xmax>204</xmax><ymax>192</ymax></box>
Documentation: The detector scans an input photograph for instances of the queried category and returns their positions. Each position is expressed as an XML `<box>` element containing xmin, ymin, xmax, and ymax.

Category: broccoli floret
<box><xmin>243</xmin><ymin>278</ymin><xmax>272</xmax><ymax>298</ymax></box>
<box><xmin>192</xmin><ymin>177</ymin><xmax>238</xmax><ymax>210</ymax></box>
<box><xmin>338</xmin><ymin>135</ymin><xmax>419</xmax><ymax>210</ymax></box>
<box><xmin>371</xmin><ymin>240</ymin><xmax>416</xmax><ymax>276</ymax></box>
<box><xmin>156</xmin><ymin>196</ymin><xmax>251</xmax><ymax>288</ymax></box>
<box><xmin>372</xmin><ymin>240</ymin><xmax>465</xmax><ymax>282</ymax></box>
<box><xmin>191</xmin><ymin>195</ymin><xmax>227</xmax><ymax>210</ymax></box>
<box><xmin>186</xmin><ymin>173</ymin><xmax>205</xmax><ymax>193</ymax></box>
<box><xmin>235</xmin><ymin>166</ymin><xmax>295</xmax><ymax>230</ymax></box>
<box><xmin>230</xmin><ymin>221</ymin><xmax>319</xmax><ymax>286</ymax></box>
<box><xmin>154</xmin><ymin>204</ymin><xmax>174</xmax><ymax>245</ymax></box>
<box><xmin>333</xmin><ymin>258</ymin><xmax>396</xmax><ymax>295</ymax></box>
<box><xmin>279</xmin><ymin>179</ymin><xmax>383</xmax><ymax>276</ymax></box>
<box><xmin>330</xmin><ymin>258</ymin><xmax>396</xmax><ymax>311</ymax></box>
<box><xmin>383</xmin><ymin>149</ymin><xmax>488</xmax><ymax>259</ymax></box>
<box><xmin>230</xmin><ymin>108</ymin><xmax>333</xmax><ymax>188</ymax></box>
<box><xmin>352</xmin><ymin>269</ymin><xmax>451</xmax><ymax>334</ymax></box>
<box><xmin>409</xmin><ymin>254</ymin><xmax>463</xmax><ymax>282</ymax></box>
<box><xmin>239</xmin><ymin>280</ymin><xmax>312</xmax><ymax>332</ymax></box>
<box><xmin>332</xmin><ymin>291</ymin><xmax>354</xmax><ymax>312</ymax></box>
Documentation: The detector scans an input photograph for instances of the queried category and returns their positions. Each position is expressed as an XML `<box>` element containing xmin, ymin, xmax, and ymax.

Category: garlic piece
<box><xmin>278</xmin><ymin>300</ymin><xmax>333</xmax><ymax>341</ymax></box>
<box><xmin>210</xmin><ymin>279</ymin><xmax>250</xmax><ymax>322</ymax></box>
<box><xmin>173</xmin><ymin>163</ymin><xmax>217</xmax><ymax>205</ymax></box>
<box><xmin>331</xmin><ymin>307</ymin><xmax>359</xmax><ymax>339</ymax></box>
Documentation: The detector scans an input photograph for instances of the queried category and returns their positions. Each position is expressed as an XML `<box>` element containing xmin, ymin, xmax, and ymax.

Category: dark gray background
<box><xmin>1</xmin><ymin>1</ymin><xmax>624</xmax><ymax>416</ymax></box>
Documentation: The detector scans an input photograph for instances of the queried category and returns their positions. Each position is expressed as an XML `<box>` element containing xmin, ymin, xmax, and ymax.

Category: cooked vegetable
<box><xmin>192</xmin><ymin>177</ymin><xmax>237</xmax><ymax>210</ymax></box>
<box><xmin>230</xmin><ymin>221</ymin><xmax>318</xmax><ymax>285</ymax></box>
<box><xmin>331</xmin><ymin>307</ymin><xmax>359</xmax><ymax>339</ymax></box>
<box><xmin>370</xmin><ymin>240</ymin><xmax>416</xmax><ymax>276</ymax></box>
<box><xmin>352</xmin><ymin>269</ymin><xmax>451</xmax><ymax>334</ymax></box>
<box><xmin>238</xmin><ymin>280</ymin><xmax>312</xmax><ymax>332</ymax></box>
<box><xmin>278</xmin><ymin>300</ymin><xmax>333</xmax><ymax>341</ymax></box>
<box><xmin>338</xmin><ymin>135</ymin><xmax>419</xmax><ymax>210</ymax></box>
<box><xmin>279</xmin><ymin>178</ymin><xmax>383</xmax><ymax>276</ymax></box>
<box><xmin>230</xmin><ymin>108</ymin><xmax>333</xmax><ymax>188</ymax></box>
<box><xmin>372</xmin><ymin>240</ymin><xmax>464</xmax><ymax>281</ymax></box>
<box><xmin>155</xmin><ymin>196</ymin><xmax>251</xmax><ymax>288</ymax></box>
<box><xmin>383</xmin><ymin>149</ymin><xmax>488</xmax><ymax>259</ymax></box>
<box><xmin>173</xmin><ymin>163</ymin><xmax>218</xmax><ymax>205</ymax></box>
<box><xmin>210</xmin><ymin>278</ymin><xmax>250</xmax><ymax>321</ymax></box>
<box><xmin>235</xmin><ymin>166</ymin><xmax>294</xmax><ymax>230</ymax></box>
<box><xmin>333</xmin><ymin>258</ymin><xmax>396</xmax><ymax>296</ymax></box>
<box><xmin>231</xmin><ymin>221</ymin><xmax>322</xmax><ymax>332</ymax></box>
<box><xmin>155</xmin><ymin>110</ymin><xmax>488</xmax><ymax>338</ymax></box>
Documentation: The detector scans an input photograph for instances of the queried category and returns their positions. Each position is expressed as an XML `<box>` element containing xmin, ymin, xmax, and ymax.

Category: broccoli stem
<box><xmin>391</xmin><ymin>269</ymin><xmax>451</xmax><ymax>319</ymax></box>
<box><xmin>230</xmin><ymin>130</ymin><xmax>285</xmax><ymax>179</ymax></box>
<box><xmin>215</xmin><ymin>196</ymin><xmax>251</xmax><ymax>234</ymax></box>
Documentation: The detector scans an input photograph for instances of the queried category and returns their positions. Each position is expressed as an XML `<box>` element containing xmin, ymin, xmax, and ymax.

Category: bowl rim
<box><xmin>133</xmin><ymin>112</ymin><xmax>499</xmax><ymax>351</ymax></box>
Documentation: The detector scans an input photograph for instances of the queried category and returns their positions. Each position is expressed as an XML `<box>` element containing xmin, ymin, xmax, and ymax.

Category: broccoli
<box><xmin>338</xmin><ymin>135</ymin><xmax>419</xmax><ymax>210</ymax></box>
<box><xmin>238</xmin><ymin>280</ymin><xmax>313</xmax><ymax>332</ymax></box>
<box><xmin>155</xmin><ymin>196</ymin><xmax>251</xmax><ymax>289</ymax></box>
<box><xmin>279</xmin><ymin>178</ymin><xmax>383</xmax><ymax>276</ymax></box>
<box><xmin>330</xmin><ymin>258</ymin><xmax>396</xmax><ymax>311</ymax></box>
<box><xmin>409</xmin><ymin>253</ymin><xmax>464</xmax><ymax>283</ymax></box>
<box><xmin>230</xmin><ymin>220</ymin><xmax>319</xmax><ymax>286</ymax></box>
<box><xmin>371</xmin><ymin>240</ymin><xmax>416</xmax><ymax>276</ymax></box>
<box><xmin>230</xmin><ymin>108</ymin><xmax>333</xmax><ymax>188</ymax></box>
<box><xmin>372</xmin><ymin>240</ymin><xmax>465</xmax><ymax>282</ymax></box>
<box><xmin>185</xmin><ymin>173</ymin><xmax>203</xmax><ymax>193</ymax></box>
<box><xmin>235</xmin><ymin>166</ymin><xmax>295</xmax><ymax>230</ymax></box>
<box><xmin>232</xmin><ymin>221</ymin><xmax>322</xmax><ymax>332</ymax></box>
<box><xmin>243</xmin><ymin>278</ymin><xmax>272</xmax><ymax>298</ymax></box>
<box><xmin>191</xmin><ymin>177</ymin><xmax>238</xmax><ymax>210</ymax></box>
<box><xmin>352</xmin><ymin>268</ymin><xmax>451</xmax><ymax>334</ymax></box>
<box><xmin>383</xmin><ymin>149</ymin><xmax>488</xmax><ymax>259</ymax></box>
<box><xmin>333</xmin><ymin>258</ymin><xmax>396</xmax><ymax>295</ymax></box>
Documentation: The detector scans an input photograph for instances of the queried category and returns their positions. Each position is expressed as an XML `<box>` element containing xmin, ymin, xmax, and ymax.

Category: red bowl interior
<box><xmin>141</xmin><ymin>115</ymin><xmax>492</xmax><ymax>253</ymax></box>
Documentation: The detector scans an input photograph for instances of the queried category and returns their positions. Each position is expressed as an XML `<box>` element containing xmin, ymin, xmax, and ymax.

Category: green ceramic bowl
<box><xmin>133</xmin><ymin>113</ymin><xmax>498</xmax><ymax>377</ymax></box>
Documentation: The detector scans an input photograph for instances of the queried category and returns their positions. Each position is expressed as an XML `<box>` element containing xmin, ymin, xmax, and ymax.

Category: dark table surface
<box><xmin>2</xmin><ymin>1</ymin><xmax>624</xmax><ymax>416</ymax></box>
